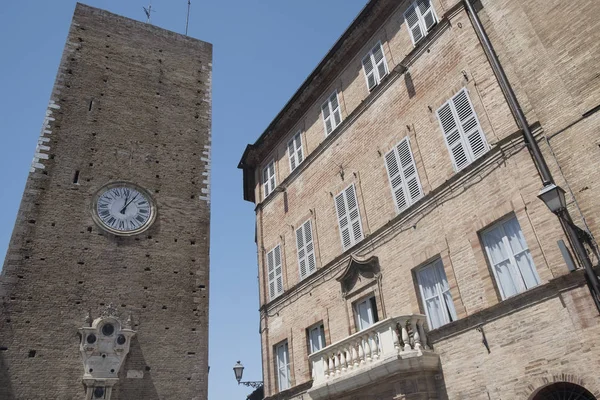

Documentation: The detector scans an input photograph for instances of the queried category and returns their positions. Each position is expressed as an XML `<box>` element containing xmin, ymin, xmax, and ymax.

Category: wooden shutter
<box><xmin>263</xmin><ymin>161</ymin><xmax>276</xmax><ymax>198</ymax></box>
<box><xmin>404</xmin><ymin>4</ymin><xmax>423</xmax><ymax>44</ymax></box>
<box><xmin>294</xmin><ymin>133</ymin><xmax>303</xmax><ymax>165</ymax></box>
<box><xmin>287</xmin><ymin>140</ymin><xmax>296</xmax><ymax>171</ymax></box>
<box><xmin>362</xmin><ymin>53</ymin><xmax>377</xmax><ymax>90</ymax></box>
<box><xmin>296</xmin><ymin>220</ymin><xmax>316</xmax><ymax>280</ymax></box>
<box><xmin>384</xmin><ymin>137</ymin><xmax>423</xmax><ymax>212</ymax></box>
<box><xmin>452</xmin><ymin>89</ymin><xmax>488</xmax><ymax>160</ymax></box>
<box><xmin>267</xmin><ymin>245</ymin><xmax>283</xmax><ymax>300</ymax></box>
<box><xmin>417</xmin><ymin>0</ymin><xmax>436</xmax><ymax>31</ymax></box>
<box><xmin>330</xmin><ymin>93</ymin><xmax>341</xmax><ymax>127</ymax></box>
<box><xmin>372</xmin><ymin>43</ymin><xmax>387</xmax><ymax>82</ymax></box>
<box><xmin>322</xmin><ymin>101</ymin><xmax>332</xmax><ymax>135</ymax></box>
<box><xmin>288</xmin><ymin>132</ymin><xmax>303</xmax><ymax>172</ymax></box>
<box><xmin>335</xmin><ymin>184</ymin><xmax>363</xmax><ymax>250</ymax></box>
<box><xmin>277</xmin><ymin>342</ymin><xmax>290</xmax><ymax>391</ymax></box>
<box><xmin>438</xmin><ymin>88</ymin><xmax>488</xmax><ymax>171</ymax></box>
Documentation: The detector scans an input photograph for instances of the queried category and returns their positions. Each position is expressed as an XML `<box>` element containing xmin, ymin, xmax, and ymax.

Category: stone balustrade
<box><xmin>307</xmin><ymin>315</ymin><xmax>439</xmax><ymax>400</ymax></box>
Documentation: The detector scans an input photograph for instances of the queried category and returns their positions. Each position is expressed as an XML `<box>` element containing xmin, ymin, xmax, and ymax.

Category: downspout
<box><xmin>463</xmin><ymin>0</ymin><xmax>600</xmax><ymax>312</ymax></box>
<box><xmin>463</xmin><ymin>0</ymin><xmax>553</xmax><ymax>186</ymax></box>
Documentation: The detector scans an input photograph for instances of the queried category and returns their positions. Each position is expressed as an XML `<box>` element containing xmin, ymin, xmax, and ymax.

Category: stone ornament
<box><xmin>79</xmin><ymin>308</ymin><xmax>136</xmax><ymax>399</ymax></box>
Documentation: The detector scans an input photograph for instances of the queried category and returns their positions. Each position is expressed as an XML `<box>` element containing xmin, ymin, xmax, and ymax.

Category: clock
<box><xmin>92</xmin><ymin>182</ymin><xmax>156</xmax><ymax>236</ymax></box>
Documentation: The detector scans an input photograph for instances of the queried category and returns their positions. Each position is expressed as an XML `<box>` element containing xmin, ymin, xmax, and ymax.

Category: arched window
<box><xmin>532</xmin><ymin>382</ymin><xmax>596</xmax><ymax>400</ymax></box>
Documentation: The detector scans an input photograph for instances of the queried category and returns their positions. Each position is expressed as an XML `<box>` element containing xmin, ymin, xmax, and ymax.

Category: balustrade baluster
<box><xmin>364</xmin><ymin>335</ymin><xmax>372</xmax><ymax>362</ymax></box>
<box><xmin>369</xmin><ymin>333</ymin><xmax>379</xmax><ymax>359</ymax></box>
<box><xmin>402</xmin><ymin>323</ymin><xmax>411</xmax><ymax>351</ymax></box>
<box><xmin>334</xmin><ymin>352</ymin><xmax>340</xmax><ymax>374</ymax></box>
<box><xmin>392</xmin><ymin>325</ymin><xmax>400</xmax><ymax>350</ymax></box>
<box><xmin>417</xmin><ymin>319</ymin><xmax>428</xmax><ymax>350</ymax></box>
<box><xmin>340</xmin><ymin>349</ymin><xmax>347</xmax><ymax>372</ymax></box>
<box><xmin>413</xmin><ymin>319</ymin><xmax>422</xmax><ymax>350</ymax></box>
<box><xmin>351</xmin><ymin>343</ymin><xmax>358</xmax><ymax>367</ymax></box>
<box><xmin>327</xmin><ymin>355</ymin><xmax>334</xmax><ymax>378</ymax></box>
<box><xmin>358</xmin><ymin>339</ymin><xmax>365</xmax><ymax>364</ymax></box>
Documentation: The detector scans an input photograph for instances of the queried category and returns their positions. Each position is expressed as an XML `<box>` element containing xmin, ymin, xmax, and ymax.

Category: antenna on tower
<box><xmin>185</xmin><ymin>0</ymin><xmax>191</xmax><ymax>36</ymax></box>
<box><xmin>143</xmin><ymin>3</ymin><xmax>155</xmax><ymax>24</ymax></box>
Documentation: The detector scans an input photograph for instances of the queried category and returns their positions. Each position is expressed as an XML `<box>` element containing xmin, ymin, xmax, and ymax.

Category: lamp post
<box><xmin>538</xmin><ymin>183</ymin><xmax>600</xmax><ymax>313</ymax></box>
<box><xmin>233</xmin><ymin>361</ymin><xmax>263</xmax><ymax>389</ymax></box>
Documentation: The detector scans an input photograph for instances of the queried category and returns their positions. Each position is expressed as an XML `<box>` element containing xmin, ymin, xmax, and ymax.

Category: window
<box><xmin>276</xmin><ymin>341</ymin><xmax>291</xmax><ymax>391</ymax></box>
<box><xmin>384</xmin><ymin>137</ymin><xmax>423</xmax><ymax>213</ymax></box>
<box><xmin>334</xmin><ymin>184</ymin><xmax>363</xmax><ymax>250</ymax></box>
<box><xmin>437</xmin><ymin>88</ymin><xmax>488</xmax><ymax>172</ymax></box>
<box><xmin>287</xmin><ymin>131</ymin><xmax>304</xmax><ymax>172</ymax></box>
<box><xmin>416</xmin><ymin>259</ymin><xmax>457</xmax><ymax>330</ymax></box>
<box><xmin>404</xmin><ymin>0</ymin><xmax>438</xmax><ymax>45</ymax></box>
<box><xmin>296</xmin><ymin>220</ymin><xmax>316</xmax><ymax>280</ymax></box>
<box><xmin>267</xmin><ymin>245</ymin><xmax>284</xmax><ymax>300</ymax></box>
<box><xmin>354</xmin><ymin>296</ymin><xmax>379</xmax><ymax>331</ymax></box>
<box><xmin>321</xmin><ymin>91</ymin><xmax>342</xmax><ymax>136</ymax></box>
<box><xmin>482</xmin><ymin>216</ymin><xmax>540</xmax><ymax>300</ymax></box>
<box><xmin>308</xmin><ymin>324</ymin><xmax>326</xmax><ymax>354</ymax></box>
<box><xmin>262</xmin><ymin>160</ymin><xmax>276</xmax><ymax>199</ymax></box>
<box><xmin>362</xmin><ymin>42</ymin><xmax>388</xmax><ymax>91</ymax></box>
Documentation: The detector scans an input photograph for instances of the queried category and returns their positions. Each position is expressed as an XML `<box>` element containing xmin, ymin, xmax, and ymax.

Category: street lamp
<box><xmin>538</xmin><ymin>183</ymin><xmax>600</xmax><ymax>312</ymax></box>
<box><xmin>233</xmin><ymin>361</ymin><xmax>263</xmax><ymax>389</ymax></box>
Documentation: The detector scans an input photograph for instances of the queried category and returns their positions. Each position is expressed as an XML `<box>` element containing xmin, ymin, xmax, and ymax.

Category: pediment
<box><xmin>337</xmin><ymin>255</ymin><xmax>380</xmax><ymax>296</ymax></box>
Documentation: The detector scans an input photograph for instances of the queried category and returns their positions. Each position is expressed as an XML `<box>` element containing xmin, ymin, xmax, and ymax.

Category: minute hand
<box><xmin>120</xmin><ymin>195</ymin><xmax>138</xmax><ymax>214</ymax></box>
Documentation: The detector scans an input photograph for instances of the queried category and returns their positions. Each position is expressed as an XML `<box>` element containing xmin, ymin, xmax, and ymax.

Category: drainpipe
<box><xmin>463</xmin><ymin>0</ymin><xmax>553</xmax><ymax>186</ymax></box>
<box><xmin>463</xmin><ymin>0</ymin><xmax>600</xmax><ymax>312</ymax></box>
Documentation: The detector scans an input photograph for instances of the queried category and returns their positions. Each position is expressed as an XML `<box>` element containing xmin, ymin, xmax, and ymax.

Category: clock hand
<box><xmin>120</xmin><ymin>194</ymin><xmax>130</xmax><ymax>214</ymax></box>
<box><xmin>120</xmin><ymin>194</ymin><xmax>138</xmax><ymax>214</ymax></box>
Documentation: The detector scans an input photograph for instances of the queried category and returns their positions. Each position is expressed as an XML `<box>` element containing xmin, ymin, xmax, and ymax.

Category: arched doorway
<box><xmin>532</xmin><ymin>382</ymin><xmax>596</xmax><ymax>400</ymax></box>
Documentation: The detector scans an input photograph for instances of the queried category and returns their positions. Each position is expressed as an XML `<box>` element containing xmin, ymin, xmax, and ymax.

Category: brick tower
<box><xmin>0</xmin><ymin>4</ymin><xmax>211</xmax><ymax>400</ymax></box>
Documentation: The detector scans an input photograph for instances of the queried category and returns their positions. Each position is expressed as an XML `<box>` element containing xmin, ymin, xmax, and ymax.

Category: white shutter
<box><xmin>404</xmin><ymin>5</ymin><xmax>423</xmax><ymax>44</ymax></box>
<box><xmin>263</xmin><ymin>160</ymin><xmax>276</xmax><ymax>198</ymax></box>
<box><xmin>417</xmin><ymin>0</ymin><xmax>436</xmax><ymax>31</ymax></box>
<box><xmin>322</xmin><ymin>91</ymin><xmax>343</xmax><ymax>136</ymax></box>
<box><xmin>437</xmin><ymin>88</ymin><xmax>488</xmax><ymax>172</ymax></box>
<box><xmin>296</xmin><ymin>220</ymin><xmax>316</xmax><ymax>280</ymax></box>
<box><xmin>417</xmin><ymin>259</ymin><xmax>457</xmax><ymax>329</ymax></box>
<box><xmin>452</xmin><ymin>89</ymin><xmax>488</xmax><ymax>160</ymax></box>
<box><xmin>362</xmin><ymin>53</ymin><xmax>377</xmax><ymax>91</ymax></box>
<box><xmin>330</xmin><ymin>93</ymin><xmax>341</xmax><ymax>127</ymax></box>
<box><xmin>267</xmin><ymin>245</ymin><xmax>284</xmax><ymax>300</ymax></box>
<box><xmin>321</xmin><ymin>102</ymin><xmax>332</xmax><ymax>135</ymax></box>
<box><xmin>287</xmin><ymin>132</ymin><xmax>303</xmax><ymax>172</ymax></box>
<box><xmin>372</xmin><ymin>43</ymin><xmax>388</xmax><ymax>82</ymax></box>
<box><xmin>384</xmin><ymin>137</ymin><xmax>423</xmax><ymax>212</ymax></box>
<box><xmin>335</xmin><ymin>184</ymin><xmax>363</xmax><ymax>250</ymax></box>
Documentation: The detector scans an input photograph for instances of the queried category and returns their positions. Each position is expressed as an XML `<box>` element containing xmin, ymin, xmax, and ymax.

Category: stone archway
<box><xmin>531</xmin><ymin>382</ymin><xmax>596</xmax><ymax>400</ymax></box>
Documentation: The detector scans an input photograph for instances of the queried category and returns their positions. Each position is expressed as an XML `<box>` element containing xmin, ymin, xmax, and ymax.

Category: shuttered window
<box><xmin>355</xmin><ymin>296</ymin><xmax>379</xmax><ymax>331</ymax></box>
<box><xmin>334</xmin><ymin>184</ymin><xmax>363</xmax><ymax>251</ymax></box>
<box><xmin>287</xmin><ymin>131</ymin><xmax>304</xmax><ymax>172</ymax></box>
<box><xmin>437</xmin><ymin>88</ymin><xmax>489</xmax><ymax>172</ymax></box>
<box><xmin>482</xmin><ymin>216</ymin><xmax>540</xmax><ymax>300</ymax></box>
<box><xmin>321</xmin><ymin>91</ymin><xmax>343</xmax><ymax>136</ymax></box>
<box><xmin>362</xmin><ymin>42</ymin><xmax>389</xmax><ymax>91</ymax></box>
<box><xmin>296</xmin><ymin>220</ymin><xmax>317</xmax><ymax>280</ymax></box>
<box><xmin>416</xmin><ymin>259</ymin><xmax>457</xmax><ymax>330</ymax></box>
<box><xmin>276</xmin><ymin>341</ymin><xmax>291</xmax><ymax>391</ymax></box>
<box><xmin>262</xmin><ymin>160</ymin><xmax>276</xmax><ymax>199</ymax></box>
<box><xmin>384</xmin><ymin>137</ymin><xmax>423</xmax><ymax>213</ymax></box>
<box><xmin>404</xmin><ymin>0</ymin><xmax>438</xmax><ymax>45</ymax></box>
<box><xmin>267</xmin><ymin>245</ymin><xmax>284</xmax><ymax>300</ymax></box>
<box><xmin>308</xmin><ymin>324</ymin><xmax>326</xmax><ymax>354</ymax></box>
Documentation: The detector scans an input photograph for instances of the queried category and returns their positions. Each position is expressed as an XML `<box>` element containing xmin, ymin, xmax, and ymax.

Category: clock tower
<box><xmin>0</xmin><ymin>4</ymin><xmax>211</xmax><ymax>400</ymax></box>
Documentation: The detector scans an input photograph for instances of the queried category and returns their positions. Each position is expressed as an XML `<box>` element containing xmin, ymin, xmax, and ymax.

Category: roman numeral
<box><xmin>136</xmin><ymin>215</ymin><xmax>145</xmax><ymax>223</ymax></box>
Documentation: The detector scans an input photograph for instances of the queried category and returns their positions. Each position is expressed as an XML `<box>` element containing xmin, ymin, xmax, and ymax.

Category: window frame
<box><xmin>415</xmin><ymin>258</ymin><xmax>457</xmax><ymax>330</ymax></box>
<box><xmin>321</xmin><ymin>90</ymin><xmax>343</xmax><ymax>136</ymax></box>
<box><xmin>404</xmin><ymin>0</ymin><xmax>439</xmax><ymax>46</ymax></box>
<box><xmin>481</xmin><ymin>215</ymin><xmax>541</xmax><ymax>300</ymax></box>
<box><xmin>353</xmin><ymin>295</ymin><xmax>379</xmax><ymax>332</ymax></box>
<box><xmin>287</xmin><ymin>131</ymin><xmax>304</xmax><ymax>172</ymax></box>
<box><xmin>307</xmin><ymin>323</ymin><xmax>326</xmax><ymax>355</ymax></box>
<box><xmin>262</xmin><ymin>159</ymin><xmax>276</xmax><ymax>199</ymax></box>
<box><xmin>361</xmin><ymin>41</ymin><xmax>389</xmax><ymax>91</ymax></box>
<box><xmin>275</xmin><ymin>340</ymin><xmax>291</xmax><ymax>392</ymax></box>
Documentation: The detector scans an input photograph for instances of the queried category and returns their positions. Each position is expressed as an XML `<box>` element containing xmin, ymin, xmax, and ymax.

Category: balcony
<box><xmin>307</xmin><ymin>315</ymin><xmax>439</xmax><ymax>400</ymax></box>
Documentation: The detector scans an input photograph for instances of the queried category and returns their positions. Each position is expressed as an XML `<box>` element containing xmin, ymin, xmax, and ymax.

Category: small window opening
<box><xmin>73</xmin><ymin>170</ymin><xmax>80</xmax><ymax>184</ymax></box>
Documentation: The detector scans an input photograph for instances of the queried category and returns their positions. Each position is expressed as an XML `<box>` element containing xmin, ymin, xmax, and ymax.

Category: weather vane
<box><xmin>143</xmin><ymin>3</ymin><xmax>155</xmax><ymax>24</ymax></box>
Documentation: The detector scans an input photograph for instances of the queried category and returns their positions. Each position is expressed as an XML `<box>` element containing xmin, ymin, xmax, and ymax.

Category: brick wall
<box><xmin>0</xmin><ymin>4</ymin><xmax>211</xmax><ymax>399</ymax></box>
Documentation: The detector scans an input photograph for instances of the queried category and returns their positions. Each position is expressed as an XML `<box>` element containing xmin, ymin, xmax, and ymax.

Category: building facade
<box><xmin>238</xmin><ymin>0</ymin><xmax>600</xmax><ymax>399</ymax></box>
<box><xmin>0</xmin><ymin>4</ymin><xmax>211</xmax><ymax>399</ymax></box>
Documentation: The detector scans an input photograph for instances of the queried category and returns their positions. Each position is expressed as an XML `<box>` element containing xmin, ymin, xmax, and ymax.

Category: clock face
<box><xmin>93</xmin><ymin>183</ymin><xmax>155</xmax><ymax>235</ymax></box>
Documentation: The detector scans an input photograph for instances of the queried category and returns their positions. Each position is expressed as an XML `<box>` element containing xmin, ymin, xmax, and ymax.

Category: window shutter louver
<box><xmin>330</xmin><ymin>94</ymin><xmax>341</xmax><ymax>126</ymax></box>
<box><xmin>385</xmin><ymin>138</ymin><xmax>423</xmax><ymax>212</ymax></box>
<box><xmin>452</xmin><ymin>89</ymin><xmax>487</xmax><ymax>160</ymax></box>
<box><xmin>267</xmin><ymin>245</ymin><xmax>284</xmax><ymax>300</ymax></box>
<box><xmin>405</xmin><ymin>5</ymin><xmax>423</xmax><ymax>44</ymax></box>
<box><xmin>288</xmin><ymin>132</ymin><xmax>303</xmax><ymax>172</ymax></box>
<box><xmin>287</xmin><ymin>141</ymin><xmax>296</xmax><ymax>171</ymax></box>
<box><xmin>263</xmin><ymin>161</ymin><xmax>276</xmax><ymax>198</ymax></box>
<box><xmin>362</xmin><ymin>53</ymin><xmax>377</xmax><ymax>90</ymax></box>
<box><xmin>296</xmin><ymin>220</ymin><xmax>316</xmax><ymax>280</ymax></box>
<box><xmin>335</xmin><ymin>184</ymin><xmax>363</xmax><ymax>250</ymax></box>
<box><xmin>335</xmin><ymin>192</ymin><xmax>352</xmax><ymax>249</ymax></box>
<box><xmin>322</xmin><ymin>102</ymin><xmax>332</xmax><ymax>135</ymax></box>
<box><xmin>438</xmin><ymin>89</ymin><xmax>488</xmax><ymax>171</ymax></box>
<box><xmin>322</xmin><ymin>91</ymin><xmax>343</xmax><ymax>135</ymax></box>
<box><xmin>295</xmin><ymin>134</ymin><xmax>303</xmax><ymax>164</ymax></box>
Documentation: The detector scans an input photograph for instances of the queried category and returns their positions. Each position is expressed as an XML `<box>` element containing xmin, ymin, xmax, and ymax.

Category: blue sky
<box><xmin>0</xmin><ymin>1</ymin><xmax>368</xmax><ymax>398</ymax></box>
